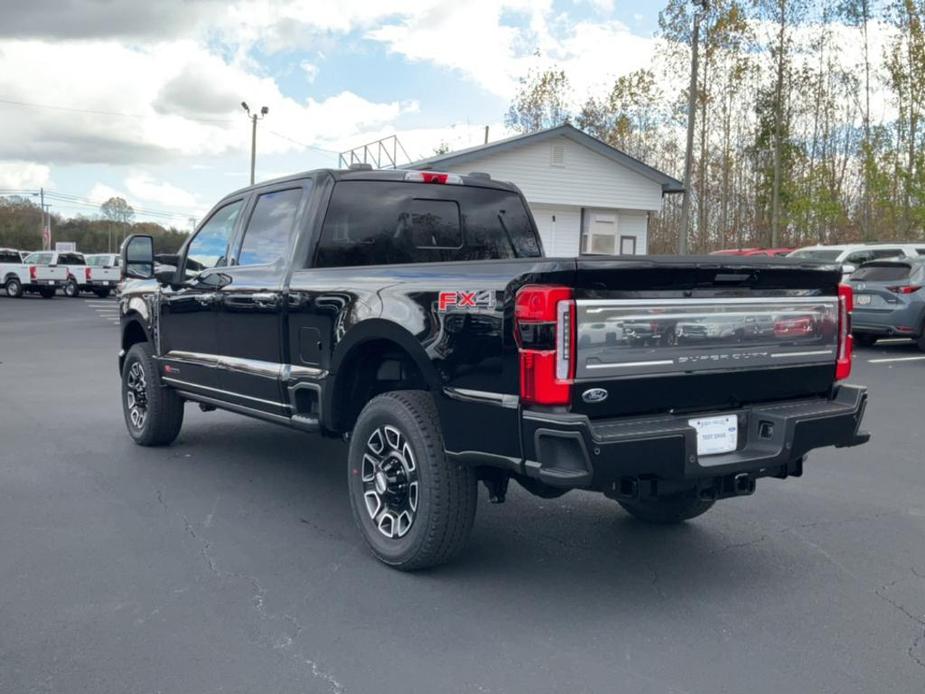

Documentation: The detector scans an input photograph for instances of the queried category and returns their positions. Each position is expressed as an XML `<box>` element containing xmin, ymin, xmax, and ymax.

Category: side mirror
<box><xmin>842</xmin><ymin>264</ymin><xmax>857</xmax><ymax>275</ymax></box>
<box><xmin>121</xmin><ymin>234</ymin><xmax>155</xmax><ymax>280</ymax></box>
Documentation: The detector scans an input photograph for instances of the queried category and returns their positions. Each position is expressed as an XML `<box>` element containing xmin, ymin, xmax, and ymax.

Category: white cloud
<box><xmin>0</xmin><ymin>39</ymin><xmax>418</xmax><ymax>165</ymax></box>
<box><xmin>125</xmin><ymin>174</ymin><xmax>199</xmax><ymax>209</ymax></box>
<box><xmin>0</xmin><ymin>161</ymin><xmax>51</xmax><ymax>190</ymax></box>
<box><xmin>300</xmin><ymin>61</ymin><xmax>319</xmax><ymax>83</ymax></box>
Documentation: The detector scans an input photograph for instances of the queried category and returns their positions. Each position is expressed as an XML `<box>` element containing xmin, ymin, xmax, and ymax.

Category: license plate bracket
<box><xmin>688</xmin><ymin>414</ymin><xmax>738</xmax><ymax>456</ymax></box>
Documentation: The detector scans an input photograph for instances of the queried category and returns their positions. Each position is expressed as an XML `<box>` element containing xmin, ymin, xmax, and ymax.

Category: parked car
<box><xmin>24</xmin><ymin>250</ymin><xmax>120</xmax><ymax>297</ymax></box>
<box><xmin>849</xmin><ymin>258</ymin><xmax>925</xmax><ymax>349</ymax></box>
<box><xmin>115</xmin><ymin>167</ymin><xmax>868</xmax><ymax>570</ymax></box>
<box><xmin>788</xmin><ymin>244</ymin><xmax>925</xmax><ymax>276</ymax></box>
<box><xmin>0</xmin><ymin>247</ymin><xmax>67</xmax><ymax>298</ymax></box>
<box><xmin>710</xmin><ymin>247</ymin><xmax>795</xmax><ymax>256</ymax></box>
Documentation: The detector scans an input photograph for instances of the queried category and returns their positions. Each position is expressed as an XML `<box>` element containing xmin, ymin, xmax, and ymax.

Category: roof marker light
<box><xmin>404</xmin><ymin>171</ymin><xmax>463</xmax><ymax>185</ymax></box>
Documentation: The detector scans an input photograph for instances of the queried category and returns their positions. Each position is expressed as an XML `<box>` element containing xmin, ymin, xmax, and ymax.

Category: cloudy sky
<box><xmin>0</xmin><ymin>0</ymin><xmax>660</xmax><ymax>226</ymax></box>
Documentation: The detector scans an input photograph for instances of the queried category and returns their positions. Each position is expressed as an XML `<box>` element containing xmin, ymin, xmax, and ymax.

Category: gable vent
<box><xmin>550</xmin><ymin>143</ymin><xmax>565</xmax><ymax>168</ymax></box>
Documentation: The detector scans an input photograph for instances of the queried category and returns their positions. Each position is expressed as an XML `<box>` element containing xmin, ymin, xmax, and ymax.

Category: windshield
<box><xmin>87</xmin><ymin>255</ymin><xmax>115</xmax><ymax>267</ymax></box>
<box><xmin>789</xmin><ymin>249</ymin><xmax>842</xmax><ymax>261</ymax></box>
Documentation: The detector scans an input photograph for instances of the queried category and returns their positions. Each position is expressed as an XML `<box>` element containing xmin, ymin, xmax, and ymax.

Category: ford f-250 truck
<box><xmin>0</xmin><ymin>247</ymin><xmax>67</xmax><ymax>298</ymax></box>
<box><xmin>116</xmin><ymin>168</ymin><xmax>870</xmax><ymax>570</ymax></box>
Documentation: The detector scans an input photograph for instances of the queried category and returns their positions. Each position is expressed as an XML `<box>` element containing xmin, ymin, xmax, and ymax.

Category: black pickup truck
<box><xmin>117</xmin><ymin>167</ymin><xmax>869</xmax><ymax>570</ymax></box>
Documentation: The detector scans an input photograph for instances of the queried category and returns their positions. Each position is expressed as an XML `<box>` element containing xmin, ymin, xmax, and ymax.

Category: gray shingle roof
<box><xmin>403</xmin><ymin>123</ymin><xmax>684</xmax><ymax>194</ymax></box>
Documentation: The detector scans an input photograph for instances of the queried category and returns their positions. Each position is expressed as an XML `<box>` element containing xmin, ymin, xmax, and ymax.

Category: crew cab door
<box><xmin>211</xmin><ymin>183</ymin><xmax>309</xmax><ymax>418</ymax></box>
<box><xmin>158</xmin><ymin>198</ymin><xmax>245</xmax><ymax>391</ymax></box>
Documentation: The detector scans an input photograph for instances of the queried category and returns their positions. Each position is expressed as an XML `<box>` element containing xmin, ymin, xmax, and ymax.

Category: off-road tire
<box><xmin>5</xmin><ymin>277</ymin><xmax>22</xmax><ymax>298</ymax></box>
<box><xmin>64</xmin><ymin>279</ymin><xmax>79</xmax><ymax>298</ymax></box>
<box><xmin>122</xmin><ymin>342</ymin><xmax>184</xmax><ymax>446</ymax></box>
<box><xmin>347</xmin><ymin>390</ymin><xmax>478</xmax><ymax>570</ymax></box>
<box><xmin>618</xmin><ymin>494</ymin><xmax>715</xmax><ymax>524</ymax></box>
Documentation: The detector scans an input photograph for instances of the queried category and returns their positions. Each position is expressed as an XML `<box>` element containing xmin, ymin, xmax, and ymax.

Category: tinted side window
<box><xmin>237</xmin><ymin>188</ymin><xmax>304</xmax><ymax>266</ymax></box>
<box><xmin>187</xmin><ymin>200</ymin><xmax>243</xmax><ymax>271</ymax></box>
<box><xmin>871</xmin><ymin>248</ymin><xmax>903</xmax><ymax>259</ymax></box>
<box><xmin>314</xmin><ymin>181</ymin><xmax>541</xmax><ymax>268</ymax></box>
<box><xmin>0</xmin><ymin>251</ymin><xmax>20</xmax><ymax>263</ymax></box>
<box><xmin>60</xmin><ymin>254</ymin><xmax>85</xmax><ymax>265</ymax></box>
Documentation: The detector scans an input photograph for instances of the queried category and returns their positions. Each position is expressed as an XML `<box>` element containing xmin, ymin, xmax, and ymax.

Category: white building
<box><xmin>406</xmin><ymin>124</ymin><xmax>683</xmax><ymax>257</ymax></box>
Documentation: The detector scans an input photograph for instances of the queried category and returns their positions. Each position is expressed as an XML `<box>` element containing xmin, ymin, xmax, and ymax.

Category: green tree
<box><xmin>505</xmin><ymin>68</ymin><xmax>572</xmax><ymax>134</ymax></box>
<box><xmin>100</xmin><ymin>196</ymin><xmax>135</xmax><ymax>252</ymax></box>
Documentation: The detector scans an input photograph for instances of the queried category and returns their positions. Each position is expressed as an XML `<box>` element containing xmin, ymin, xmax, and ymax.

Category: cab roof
<box><xmin>224</xmin><ymin>167</ymin><xmax>522</xmax><ymax>199</ymax></box>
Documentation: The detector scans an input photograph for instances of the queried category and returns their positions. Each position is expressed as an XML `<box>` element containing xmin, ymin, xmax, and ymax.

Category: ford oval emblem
<box><xmin>582</xmin><ymin>388</ymin><xmax>609</xmax><ymax>404</ymax></box>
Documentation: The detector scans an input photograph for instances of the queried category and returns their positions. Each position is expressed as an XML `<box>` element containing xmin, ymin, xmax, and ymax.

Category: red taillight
<box><xmin>85</xmin><ymin>267</ymin><xmax>92</xmax><ymax>281</ymax></box>
<box><xmin>836</xmin><ymin>283</ymin><xmax>853</xmax><ymax>381</ymax></box>
<box><xmin>29</xmin><ymin>265</ymin><xmax>37</xmax><ymax>281</ymax></box>
<box><xmin>515</xmin><ymin>285</ymin><xmax>575</xmax><ymax>405</ymax></box>
<box><xmin>403</xmin><ymin>171</ymin><xmax>463</xmax><ymax>185</ymax></box>
<box><xmin>887</xmin><ymin>285</ymin><xmax>922</xmax><ymax>294</ymax></box>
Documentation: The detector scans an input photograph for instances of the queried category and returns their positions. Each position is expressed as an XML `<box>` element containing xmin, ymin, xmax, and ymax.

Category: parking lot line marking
<box><xmin>868</xmin><ymin>356</ymin><xmax>925</xmax><ymax>364</ymax></box>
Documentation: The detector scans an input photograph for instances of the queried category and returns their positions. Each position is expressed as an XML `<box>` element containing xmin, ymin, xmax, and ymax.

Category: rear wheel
<box><xmin>122</xmin><ymin>342</ymin><xmax>184</xmax><ymax>446</ymax></box>
<box><xmin>64</xmin><ymin>279</ymin><xmax>79</xmax><ymax>298</ymax></box>
<box><xmin>347</xmin><ymin>390</ymin><xmax>477</xmax><ymax>570</ymax></box>
<box><xmin>854</xmin><ymin>333</ymin><xmax>878</xmax><ymax>348</ymax></box>
<box><xmin>5</xmin><ymin>277</ymin><xmax>22</xmax><ymax>298</ymax></box>
<box><xmin>618</xmin><ymin>494</ymin><xmax>715</xmax><ymax>525</ymax></box>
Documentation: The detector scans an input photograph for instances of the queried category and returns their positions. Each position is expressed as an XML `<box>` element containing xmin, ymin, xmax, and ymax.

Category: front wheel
<box><xmin>64</xmin><ymin>279</ymin><xmax>79</xmax><ymax>298</ymax></box>
<box><xmin>122</xmin><ymin>342</ymin><xmax>184</xmax><ymax>446</ymax></box>
<box><xmin>347</xmin><ymin>390</ymin><xmax>477</xmax><ymax>570</ymax></box>
<box><xmin>5</xmin><ymin>277</ymin><xmax>22</xmax><ymax>298</ymax></box>
<box><xmin>618</xmin><ymin>494</ymin><xmax>715</xmax><ymax>524</ymax></box>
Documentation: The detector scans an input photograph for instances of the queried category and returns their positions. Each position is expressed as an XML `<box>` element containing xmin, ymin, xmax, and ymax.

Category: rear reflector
<box><xmin>515</xmin><ymin>285</ymin><xmax>575</xmax><ymax>405</ymax></box>
<box><xmin>836</xmin><ymin>283</ymin><xmax>853</xmax><ymax>381</ymax></box>
<box><xmin>404</xmin><ymin>171</ymin><xmax>463</xmax><ymax>185</ymax></box>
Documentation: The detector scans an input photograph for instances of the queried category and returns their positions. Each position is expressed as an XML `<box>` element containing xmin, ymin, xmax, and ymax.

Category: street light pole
<box><xmin>241</xmin><ymin>102</ymin><xmax>269</xmax><ymax>186</ymax></box>
<box><xmin>679</xmin><ymin>0</ymin><xmax>707</xmax><ymax>256</ymax></box>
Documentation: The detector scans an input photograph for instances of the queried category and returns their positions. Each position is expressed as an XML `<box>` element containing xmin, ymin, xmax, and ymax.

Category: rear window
<box><xmin>313</xmin><ymin>181</ymin><xmax>542</xmax><ymax>267</ymax></box>
<box><xmin>851</xmin><ymin>263</ymin><xmax>913</xmax><ymax>282</ymax></box>
<box><xmin>789</xmin><ymin>249</ymin><xmax>842</xmax><ymax>261</ymax></box>
<box><xmin>0</xmin><ymin>250</ymin><xmax>20</xmax><ymax>263</ymax></box>
<box><xmin>24</xmin><ymin>252</ymin><xmax>53</xmax><ymax>265</ymax></box>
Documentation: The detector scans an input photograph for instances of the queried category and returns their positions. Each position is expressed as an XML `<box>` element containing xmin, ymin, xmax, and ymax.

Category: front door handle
<box><xmin>197</xmin><ymin>292</ymin><xmax>220</xmax><ymax>306</ymax></box>
<box><xmin>250</xmin><ymin>292</ymin><xmax>280</xmax><ymax>308</ymax></box>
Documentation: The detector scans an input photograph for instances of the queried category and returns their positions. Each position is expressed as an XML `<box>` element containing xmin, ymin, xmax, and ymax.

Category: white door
<box><xmin>531</xmin><ymin>206</ymin><xmax>581</xmax><ymax>257</ymax></box>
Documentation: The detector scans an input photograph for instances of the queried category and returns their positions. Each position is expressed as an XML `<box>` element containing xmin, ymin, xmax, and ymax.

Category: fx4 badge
<box><xmin>438</xmin><ymin>290</ymin><xmax>496</xmax><ymax>312</ymax></box>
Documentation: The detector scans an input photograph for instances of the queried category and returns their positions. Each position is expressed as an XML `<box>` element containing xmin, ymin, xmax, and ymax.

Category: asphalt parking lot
<box><xmin>2</xmin><ymin>295</ymin><xmax>924</xmax><ymax>694</ymax></box>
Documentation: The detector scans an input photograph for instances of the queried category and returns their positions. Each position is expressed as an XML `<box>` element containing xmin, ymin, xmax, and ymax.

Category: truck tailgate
<box><xmin>569</xmin><ymin>256</ymin><xmax>844</xmax><ymax>418</ymax></box>
<box><xmin>35</xmin><ymin>265</ymin><xmax>67</xmax><ymax>281</ymax></box>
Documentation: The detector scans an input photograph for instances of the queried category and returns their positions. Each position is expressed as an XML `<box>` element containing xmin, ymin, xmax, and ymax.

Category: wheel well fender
<box><xmin>325</xmin><ymin>319</ymin><xmax>443</xmax><ymax>433</ymax></box>
<box><xmin>120</xmin><ymin>315</ymin><xmax>150</xmax><ymax>374</ymax></box>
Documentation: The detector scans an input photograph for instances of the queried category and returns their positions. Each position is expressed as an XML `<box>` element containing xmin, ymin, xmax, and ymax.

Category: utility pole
<box><xmin>679</xmin><ymin>0</ymin><xmax>707</xmax><ymax>255</ymax></box>
<box><xmin>241</xmin><ymin>102</ymin><xmax>269</xmax><ymax>185</ymax></box>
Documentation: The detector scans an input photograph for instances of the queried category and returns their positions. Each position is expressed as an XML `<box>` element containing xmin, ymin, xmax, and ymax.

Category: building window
<box><xmin>619</xmin><ymin>235</ymin><xmax>637</xmax><ymax>255</ymax></box>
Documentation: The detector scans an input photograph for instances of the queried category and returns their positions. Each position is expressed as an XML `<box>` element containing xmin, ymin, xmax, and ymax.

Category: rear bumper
<box><xmin>853</xmin><ymin>305</ymin><xmax>925</xmax><ymax>336</ymax></box>
<box><xmin>520</xmin><ymin>385</ymin><xmax>869</xmax><ymax>494</ymax></box>
<box><xmin>24</xmin><ymin>280</ymin><xmax>63</xmax><ymax>289</ymax></box>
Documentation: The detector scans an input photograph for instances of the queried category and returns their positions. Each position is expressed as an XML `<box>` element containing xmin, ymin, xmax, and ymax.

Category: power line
<box><xmin>265</xmin><ymin>129</ymin><xmax>340</xmax><ymax>156</ymax></box>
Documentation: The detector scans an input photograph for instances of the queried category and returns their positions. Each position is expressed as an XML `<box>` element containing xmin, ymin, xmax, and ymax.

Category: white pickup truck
<box><xmin>0</xmin><ymin>248</ymin><xmax>67</xmax><ymax>298</ymax></box>
<box><xmin>24</xmin><ymin>250</ymin><xmax>120</xmax><ymax>298</ymax></box>
<box><xmin>84</xmin><ymin>253</ymin><xmax>122</xmax><ymax>298</ymax></box>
